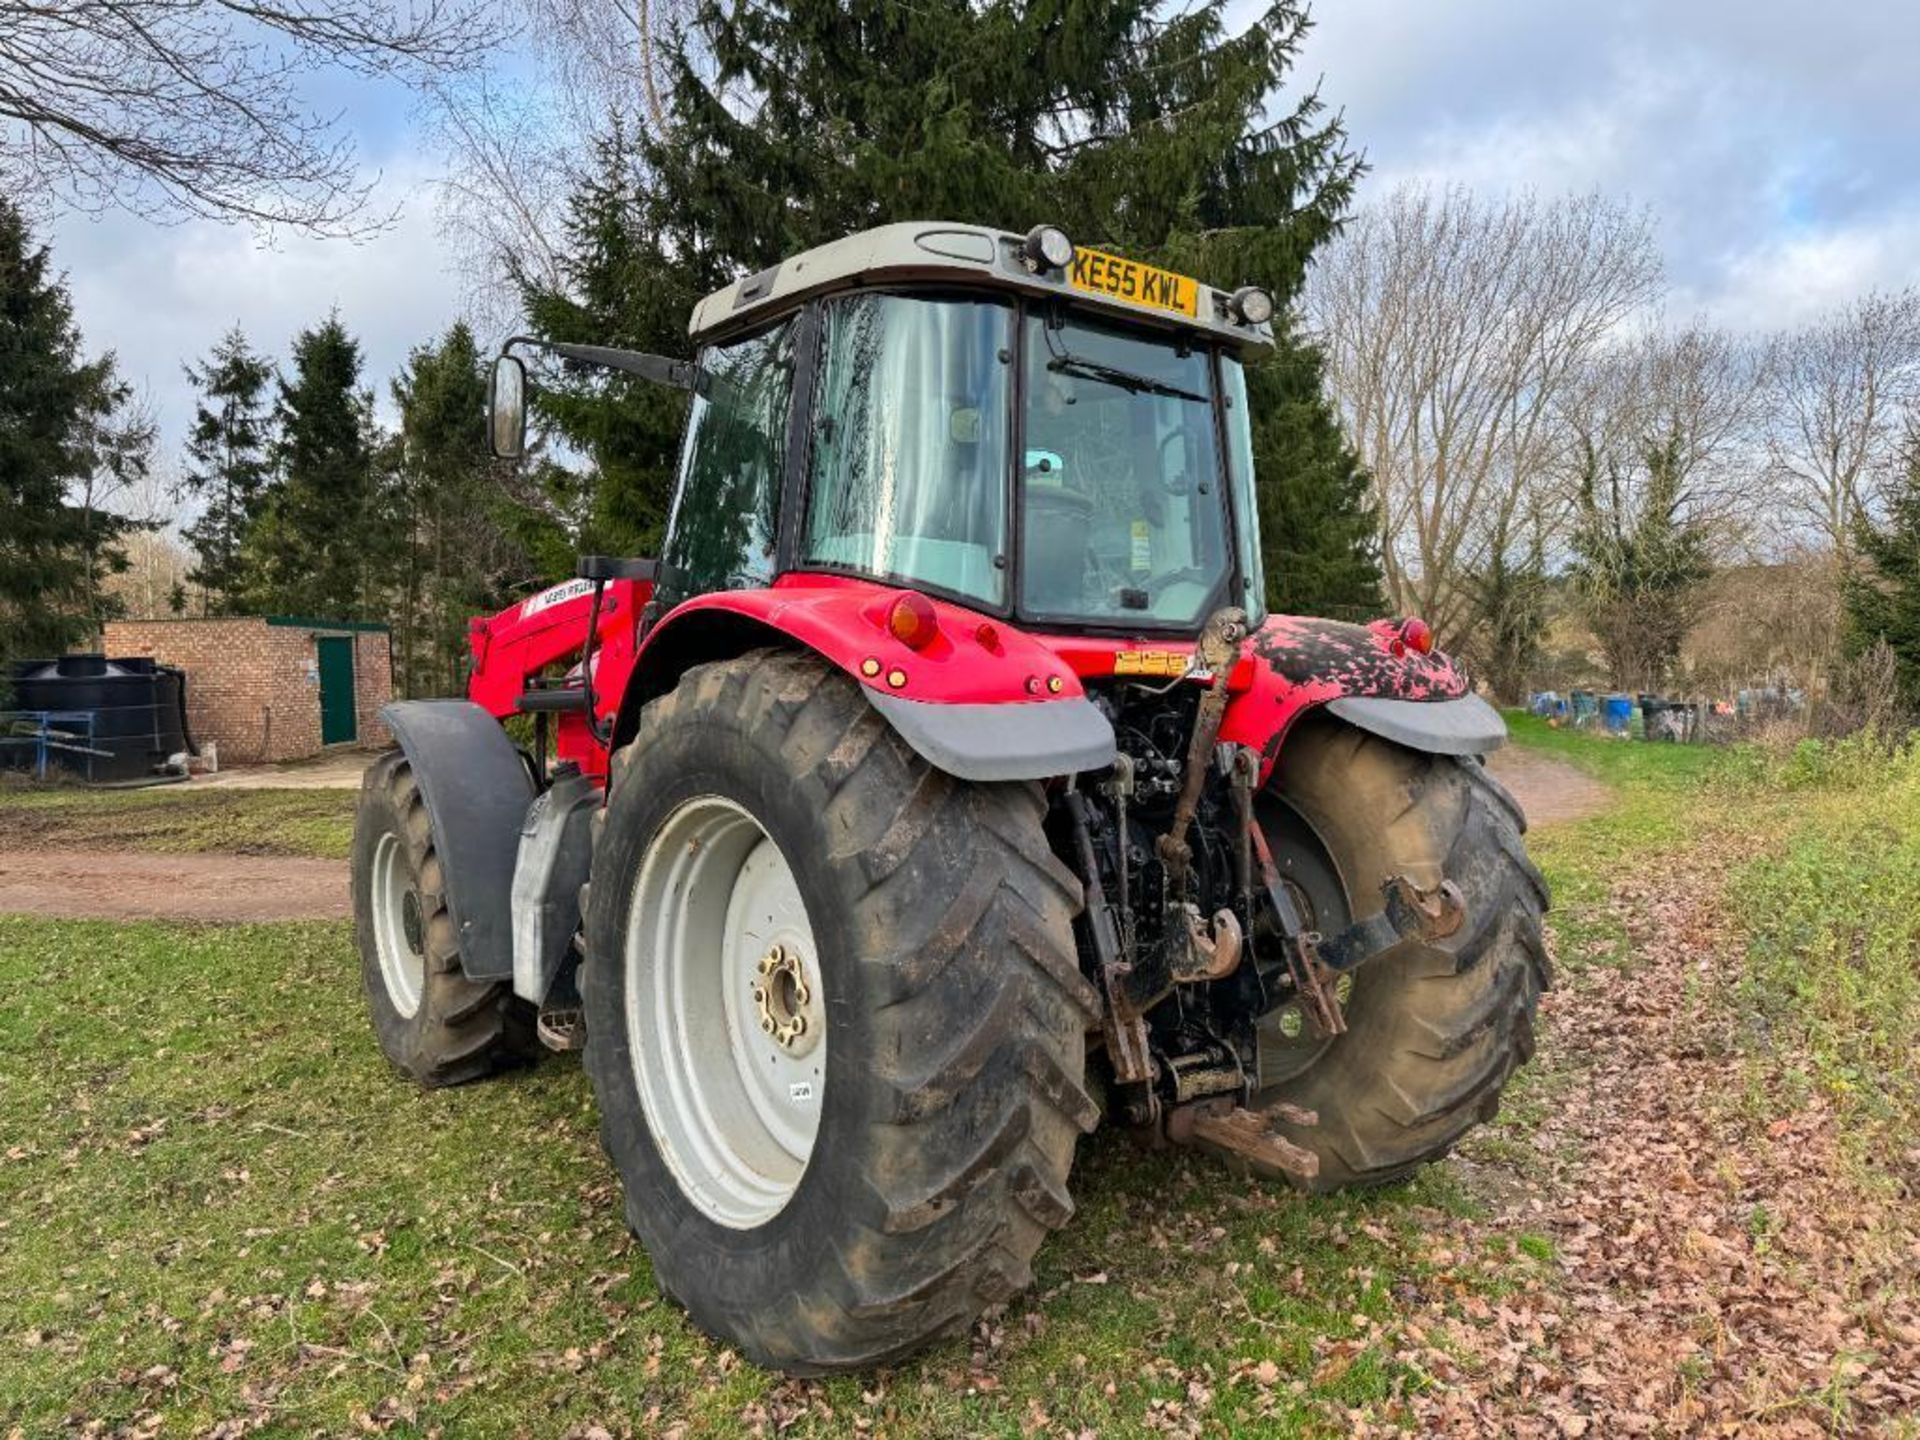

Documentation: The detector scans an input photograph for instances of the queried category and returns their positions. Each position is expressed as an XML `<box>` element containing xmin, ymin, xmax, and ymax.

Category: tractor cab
<box><xmin>491</xmin><ymin>222</ymin><xmax>1277</xmax><ymax>636</ymax></box>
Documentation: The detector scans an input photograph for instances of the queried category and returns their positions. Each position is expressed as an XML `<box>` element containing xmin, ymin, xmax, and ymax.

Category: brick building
<box><xmin>102</xmin><ymin>616</ymin><xmax>392</xmax><ymax>765</ymax></box>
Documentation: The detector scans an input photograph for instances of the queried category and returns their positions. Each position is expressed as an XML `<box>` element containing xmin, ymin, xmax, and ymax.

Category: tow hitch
<box><xmin>1173</xmin><ymin>1097</ymin><xmax>1323</xmax><ymax>1183</ymax></box>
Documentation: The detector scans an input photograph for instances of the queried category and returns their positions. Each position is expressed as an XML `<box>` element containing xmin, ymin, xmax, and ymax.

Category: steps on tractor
<box><xmin>536</xmin><ymin>1005</ymin><xmax>585</xmax><ymax>1052</ymax></box>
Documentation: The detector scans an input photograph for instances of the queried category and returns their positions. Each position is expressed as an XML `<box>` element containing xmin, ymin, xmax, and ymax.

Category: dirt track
<box><xmin>0</xmin><ymin>747</ymin><xmax>1607</xmax><ymax>923</ymax></box>
<box><xmin>0</xmin><ymin>849</ymin><xmax>350</xmax><ymax>922</ymax></box>
<box><xmin>1487</xmin><ymin>743</ymin><xmax>1612</xmax><ymax>826</ymax></box>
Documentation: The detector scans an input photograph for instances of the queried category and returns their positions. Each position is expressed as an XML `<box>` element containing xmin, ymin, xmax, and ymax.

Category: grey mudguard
<box><xmin>1324</xmin><ymin>692</ymin><xmax>1508</xmax><ymax>757</ymax></box>
<box><xmin>380</xmin><ymin>700</ymin><xmax>535</xmax><ymax>981</ymax></box>
<box><xmin>865</xmin><ymin>691</ymin><xmax>1117</xmax><ymax>782</ymax></box>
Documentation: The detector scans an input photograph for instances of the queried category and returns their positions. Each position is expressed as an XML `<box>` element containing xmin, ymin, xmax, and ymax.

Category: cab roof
<box><xmin>687</xmin><ymin>221</ymin><xmax>1276</xmax><ymax>355</ymax></box>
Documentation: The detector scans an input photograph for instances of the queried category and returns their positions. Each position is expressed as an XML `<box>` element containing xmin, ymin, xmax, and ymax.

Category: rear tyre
<box><xmin>352</xmin><ymin>751</ymin><xmax>529</xmax><ymax>1087</ymax></box>
<box><xmin>1254</xmin><ymin>717</ymin><xmax>1551</xmax><ymax>1191</ymax></box>
<box><xmin>582</xmin><ymin>650</ymin><xmax>1097</xmax><ymax>1374</ymax></box>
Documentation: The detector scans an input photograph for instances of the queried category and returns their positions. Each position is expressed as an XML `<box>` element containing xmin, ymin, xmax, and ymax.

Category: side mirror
<box><xmin>489</xmin><ymin>354</ymin><xmax>528</xmax><ymax>460</ymax></box>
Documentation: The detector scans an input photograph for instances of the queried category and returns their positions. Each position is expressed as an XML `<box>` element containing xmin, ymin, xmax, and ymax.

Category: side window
<box><xmin>1220</xmin><ymin>357</ymin><xmax>1268</xmax><ymax>625</ymax></box>
<box><xmin>658</xmin><ymin>319</ymin><xmax>796</xmax><ymax>605</ymax></box>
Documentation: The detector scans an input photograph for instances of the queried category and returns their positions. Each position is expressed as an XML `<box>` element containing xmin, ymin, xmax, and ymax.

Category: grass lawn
<box><xmin>0</xmin><ymin>784</ymin><xmax>355</xmax><ymax>860</ymax></box>
<box><xmin>2</xmin><ymin>720</ymin><xmax>1913</xmax><ymax>1437</ymax></box>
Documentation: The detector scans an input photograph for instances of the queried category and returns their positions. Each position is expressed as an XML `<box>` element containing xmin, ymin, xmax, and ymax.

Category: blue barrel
<box><xmin>1602</xmin><ymin>694</ymin><xmax>1633</xmax><ymax>733</ymax></box>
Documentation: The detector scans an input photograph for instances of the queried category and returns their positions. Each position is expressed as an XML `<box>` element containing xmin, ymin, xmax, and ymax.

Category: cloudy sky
<box><xmin>47</xmin><ymin>0</ymin><xmax>1920</xmax><ymax>467</ymax></box>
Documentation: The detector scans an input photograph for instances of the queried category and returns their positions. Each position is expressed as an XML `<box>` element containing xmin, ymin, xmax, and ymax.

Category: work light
<box><xmin>1024</xmin><ymin>224</ymin><xmax>1076</xmax><ymax>272</ymax></box>
<box><xmin>1229</xmin><ymin>285</ymin><xmax>1276</xmax><ymax>326</ymax></box>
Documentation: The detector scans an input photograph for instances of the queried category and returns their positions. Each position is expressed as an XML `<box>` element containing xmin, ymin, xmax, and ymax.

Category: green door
<box><xmin>317</xmin><ymin>636</ymin><xmax>357</xmax><ymax>744</ymax></box>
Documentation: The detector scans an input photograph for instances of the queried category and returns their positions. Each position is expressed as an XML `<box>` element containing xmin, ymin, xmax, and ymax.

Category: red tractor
<box><xmin>353</xmin><ymin>222</ymin><xmax>1548</xmax><ymax>1374</ymax></box>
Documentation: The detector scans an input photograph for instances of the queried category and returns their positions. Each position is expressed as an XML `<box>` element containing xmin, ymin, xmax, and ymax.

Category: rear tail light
<box><xmin>887</xmin><ymin>591</ymin><xmax>940</xmax><ymax>650</ymax></box>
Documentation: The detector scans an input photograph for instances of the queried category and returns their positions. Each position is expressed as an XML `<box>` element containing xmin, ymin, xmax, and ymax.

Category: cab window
<box><xmin>659</xmin><ymin>318</ymin><xmax>796</xmax><ymax>605</ymax></box>
<box><xmin>802</xmin><ymin>293</ymin><xmax>1013</xmax><ymax>608</ymax></box>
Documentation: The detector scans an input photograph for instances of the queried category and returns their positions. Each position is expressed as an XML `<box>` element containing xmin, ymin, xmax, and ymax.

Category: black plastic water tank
<box><xmin>4</xmin><ymin>655</ymin><xmax>194</xmax><ymax>783</ymax></box>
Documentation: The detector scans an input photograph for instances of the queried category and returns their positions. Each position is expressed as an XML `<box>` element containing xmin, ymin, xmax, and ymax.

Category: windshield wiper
<box><xmin>1046</xmin><ymin>354</ymin><xmax>1208</xmax><ymax>405</ymax></box>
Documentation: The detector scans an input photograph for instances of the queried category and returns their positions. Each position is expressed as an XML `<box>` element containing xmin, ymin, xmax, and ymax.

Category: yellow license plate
<box><xmin>1113</xmin><ymin>650</ymin><xmax>1189</xmax><ymax>678</ymax></box>
<box><xmin>1070</xmin><ymin>248</ymin><xmax>1199</xmax><ymax>317</ymax></box>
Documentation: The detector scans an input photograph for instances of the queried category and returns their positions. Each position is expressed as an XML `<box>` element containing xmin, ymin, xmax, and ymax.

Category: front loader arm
<box><xmin>465</xmin><ymin>576</ymin><xmax>650</xmax><ymax>723</ymax></box>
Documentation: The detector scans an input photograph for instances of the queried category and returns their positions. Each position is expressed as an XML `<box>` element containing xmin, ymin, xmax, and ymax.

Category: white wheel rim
<box><xmin>627</xmin><ymin>796</ymin><xmax>826</xmax><ymax>1229</ymax></box>
<box><xmin>370</xmin><ymin>831</ymin><xmax>425</xmax><ymax>1018</ymax></box>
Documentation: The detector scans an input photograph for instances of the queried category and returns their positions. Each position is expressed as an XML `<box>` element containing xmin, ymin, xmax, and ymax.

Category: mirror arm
<box><xmin>501</xmin><ymin>336</ymin><xmax>695</xmax><ymax>391</ymax></box>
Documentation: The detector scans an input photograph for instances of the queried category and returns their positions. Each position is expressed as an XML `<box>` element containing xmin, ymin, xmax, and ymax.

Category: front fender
<box><xmin>379</xmin><ymin>699</ymin><xmax>533</xmax><ymax>982</ymax></box>
<box><xmin>1219</xmin><ymin>614</ymin><xmax>1501</xmax><ymax>776</ymax></box>
<box><xmin>616</xmin><ymin>575</ymin><xmax>1115</xmax><ymax>781</ymax></box>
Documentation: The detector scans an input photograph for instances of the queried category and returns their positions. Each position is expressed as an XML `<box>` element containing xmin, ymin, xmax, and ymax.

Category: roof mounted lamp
<box><xmin>1228</xmin><ymin>285</ymin><xmax>1276</xmax><ymax>327</ymax></box>
<box><xmin>1023</xmin><ymin>224</ymin><xmax>1076</xmax><ymax>273</ymax></box>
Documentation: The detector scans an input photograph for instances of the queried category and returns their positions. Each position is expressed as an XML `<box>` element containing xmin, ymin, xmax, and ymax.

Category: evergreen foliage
<box><xmin>520</xmin><ymin>0</ymin><xmax>1380</xmax><ymax>613</ymax></box>
<box><xmin>391</xmin><ymin>322</ymin><xmax>570</xmax><ymax>695</ymax></box>
<box><xmin>1470</xmin><ymin>517</ymin><xmax>1551</xmax><ymax>704</ymax></box>
<box><xmin>1845</xmin><ymin>429</ymin><xmax>1920</xmax><ymax>713</ymax></box>
<box><xmin>245</xmin><ymin>315</ymin><xmax>386</xmax><ymax>619</ymax></box>
<box><xmin>516</xmin><ymin>119</ymin><xmax>694</xmax><ymax>556</ymax></box>
<box><xmin>0</xmin><ymin>198</ymin><xmax>148</xmax><ymax>663</ymax></box>
<box><xmin>1250</xmin><ymin>326</ymin><xmax>1382</xmax><ymax>618</ymax></box>
<box><xmin>179</xmin><ymin>325</ymin><xmax>275</xmax><ymax>611</ymax></box>
<box><xmin>1568</xmin><ymin>430</ymin><xmax>1713</xmax><ymax>692</ymax></box>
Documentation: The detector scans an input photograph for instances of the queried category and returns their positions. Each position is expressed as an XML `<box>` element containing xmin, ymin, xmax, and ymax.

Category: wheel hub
<box><xmin>751</xmin><ymin>943</ymin><xmax>820</xmax><ymax>1056</ymax></box>
<box><xmin>401</xmin><ymin>890</ymin><xmax>424</xmax><ymax>955</ymax></box>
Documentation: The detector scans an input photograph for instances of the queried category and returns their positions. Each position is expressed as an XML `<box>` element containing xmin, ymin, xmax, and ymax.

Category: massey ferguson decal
<box><xmin>521</xmin><ymin>578</ymin><xmax>596</xmax><ymax>619</ymax></box>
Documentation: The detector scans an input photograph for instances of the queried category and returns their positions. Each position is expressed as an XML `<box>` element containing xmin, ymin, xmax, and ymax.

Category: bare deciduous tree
<box><xmin>107</xmin><ymin>468</ymin><xmax>195</xmax><ymax>618</ymax></box>
<box><xmin>1561</xmin><ymin>322</ymin><xmax>1768</xmax><ymax>547</ymax></box>
<box><xmin>1306</xmin><ymin>185</ymin><xmax>1663</xmax><ymax>642</ymax></box>
<box><xmin>1763</xmin><ymin>288</ymin><xmax>1920</xmax><ymax>559</ymax></box>
<box><xmin>1</xmin><ymin>0</ymin><xmax>507</xmax><ymax>233</ymax></box>
<box><xmin>429</xmin><ymin>0</ymin><xmax>695</xmax><ymax>312</ymax></box>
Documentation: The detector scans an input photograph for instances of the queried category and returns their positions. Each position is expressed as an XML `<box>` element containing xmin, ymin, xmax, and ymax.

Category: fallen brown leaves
<box><xmin>1366</xmin><ymin>835</ymin><xmax>1920</xmax><ymax>1437</ymax></box>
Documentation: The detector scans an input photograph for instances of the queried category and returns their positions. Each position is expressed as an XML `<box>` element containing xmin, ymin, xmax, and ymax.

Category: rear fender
<box><xmin>613</xmin><ymin>577</ymin><xmax>1116</xmax><ymax>782</ymax></box>
<box><xmin>1219</xmin><ymin>615</ymin><xmax>1502</xmax><ymax>780</ymax></box>
<box><xmin>380</xmin><ymin>700</ymin><xmax>533</xmax><ymax>982</ymax></box>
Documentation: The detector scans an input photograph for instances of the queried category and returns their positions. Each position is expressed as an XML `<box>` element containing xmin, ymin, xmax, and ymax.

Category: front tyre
<box><xmin>352</xmin><ymin>752</ymin><xmax>529</xmax><ymax>1086</ymax></box>
<box><xmin>582</xmin><ymin>651</ymin><xmax>1098</xmax><ymax>1374</ymax></box>
<box><xmin>1255</xmin><ymin>717</ymin><xmax>1551</xmax><ymax>1191</ymax></box>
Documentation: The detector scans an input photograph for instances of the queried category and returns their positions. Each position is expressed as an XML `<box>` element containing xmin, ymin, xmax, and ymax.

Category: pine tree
<box><xmin>1845</xmin><ymin>430</ymin><xmax>1920</xmax><ymax>713</ymax></box>
<box><xmin>1250</xmin><ymin>327</ymin><xmax>1382</xmax><ymax>618</ymax></box>
<box><xmin>247</xmin><ymin>315</ymin><xmax>385</xmax><ymax>618</ymax></box>
<box><xmin>523</xmin><ymin>0</ymin><xmax>1379</xmax><ymax>612</ymax></box>
<box><xmin>392</xmin><ymin>321</ymin><xmax>569</xmax><ymax>694</ymax></box>
<box><xmin>517</xmin><ymin>119</ymin><xmax>697</xmax><ymax>556</ymax></box>
<box><xmin>180</xmin><ymin>325</ymin><xmax>275</xmax><ymax>612</ymax></box>
<box><xmin>0</xmin><ymin>198</ymin><xmax>147</xmax><ymax>663</ymax></box>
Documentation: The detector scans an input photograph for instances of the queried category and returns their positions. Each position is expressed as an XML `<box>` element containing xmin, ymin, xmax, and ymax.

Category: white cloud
<box><xmin>42</xmin><ymin>0</ymin><xmax>1920</xmax><ymax>473</ymax></box>
<box><xmin>1690</xmin><ymin>210</ymin><xmax>1920</xmax><ymax>331</ymax></box>
<box><xmin>50</xmin><ymin>157</ymin><xmax>469</xmax><ymax>464</ymax></box>
<box><xmin>1286</xmin><ymin>0</ymin><xmax>1920</xmax><ymax>330</ymax></box>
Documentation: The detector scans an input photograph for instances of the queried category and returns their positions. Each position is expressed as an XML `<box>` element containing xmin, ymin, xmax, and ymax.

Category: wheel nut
<box><xmin>790</xmin><ymin>1015</ymin><xmax>807</xmax><ymax>1035</ymax></box>
<box><xmin>761</xmin><ymin>1017</ymin><xmax>776</xmax><ymax>1034</ymax></box>
<box><xmin>750</xmin><ymin>985</ymin><xmax>766</xmax><ymax>1004</ymax></box>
